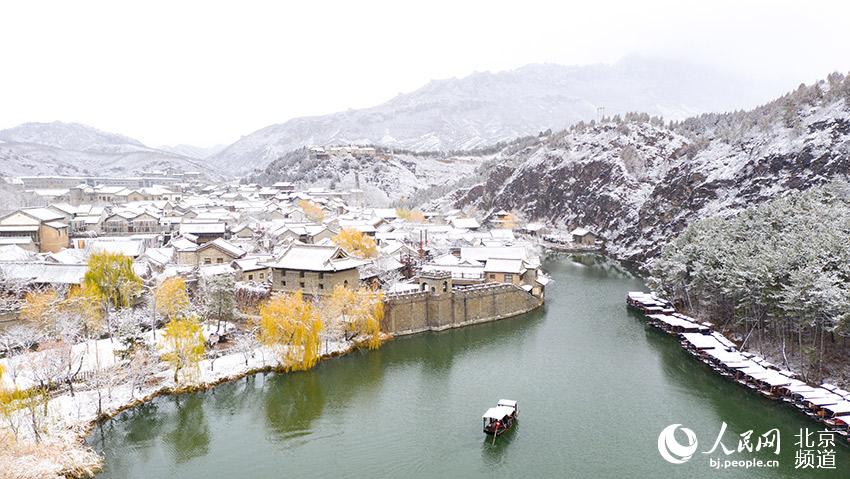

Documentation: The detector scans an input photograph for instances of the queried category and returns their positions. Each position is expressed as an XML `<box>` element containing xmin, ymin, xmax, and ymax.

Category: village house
<box><xmin>265</xmin><ymin>244</ymin><xmax>365</xmax><ymax>296</ymax></box>
<box><xmin>570</xmin><ymin>227</ymin><xmax>599</xmax><ymax>246</ymax></box>
<box><xmin>196</xmin><ymin>238</ymin><xmax>246</xmax><ymax>266</ymax></box>
<box><xmin>232</xmin><ymin>256</ymin><xmax>272</xmax><ymax>282</ymax></box>
<box><xmin>170</xmin><ymin>236</ymin><xmax>200</xmax><ymax>265</ymax></box>
<box><xmin>179</xmin><ymin>222</ymin><xmax>227</xmax><ymax>243</ymax></box>
<box><xmin>0</xmin><ymin>208</ymin><xmax>70</xmax><ymax>253</ymax></box>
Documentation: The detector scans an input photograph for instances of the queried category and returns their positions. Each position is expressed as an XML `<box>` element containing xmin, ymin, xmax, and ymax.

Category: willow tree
<box><xmin>83</xmin><ymin>252</ymin><xmax>142</xmax><ymax>340</ymax></box>
<box><xmin>155</xmin><ymin>276</ymin><xmax>190</xmax><ymax>322</ymax></box>
<box><xmin>324</xmin><ymin>285</ymin><xmax>384</xmax><ymax>349</ymax></box>
<box><xmin>297</xmin><ymin>199</ymin><xmax>325</xmax><ymax>222</ymax></box>
<box><xmin>259</xmin><ymin>291</ymin><xmax>322</xmax><ymax>371</ymax></box>
<box><xmin>332</xmin><ymin>228</ymin><xmax>377</xmax><ymax>258</ymax></box>
<box><xmin>161</xmin><ymin>316</ymin><xmax>205</xmax><ymax>384</ymax></box>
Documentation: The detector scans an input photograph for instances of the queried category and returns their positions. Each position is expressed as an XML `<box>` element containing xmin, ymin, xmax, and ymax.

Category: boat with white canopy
<box><xmin>482</xmin><ymin>399</ymin><xmax>518</xmax><ymax>437</ymax></box>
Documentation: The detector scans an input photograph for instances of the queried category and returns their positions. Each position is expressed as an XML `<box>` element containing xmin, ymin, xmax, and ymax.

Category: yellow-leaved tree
<box><xmin>62</xmin><ymin>284</ymin><xmax>105</xmax><ymax>333</ymax></box>
<box><xmin>332</xmin><ymin>228</ymin><xmax>377</xmax><ymax>258</ymax></box>
<box><xmin>297</xmin><ymin>199</ymin><xmax>325</xmax><ymax>222</ymax></box>
<box><xmin>325</xmin><ymin>285</ymin><xmax>384</xmax><ymax>349</ymax></box>
<box><xmin>396</xmin><ymin>208</ymin><xmax>426</xmax><ymax>223</ymax></box>
<box><xmin>83</xmin><ymin>252</ymin><xmax>142</xmax><ymax>340</ymax></box>
<box><xmin>19</xmin><ymin>290</ymin><xmax>59</xmax><ymax>329</ymax></box>
<box><xmin>259</xmin><ymin>291</ymin><xmax>323</xmax><ymax>371</ymax></box>
<box><xmin>160</xmin><ymin>316</ymin><xmax>205</xmax><ymax>384</ymax></box>
<box><xmin>155</xmin><ymin>276</ymin><xmax>190</xmax><ymax>321</ymax></box>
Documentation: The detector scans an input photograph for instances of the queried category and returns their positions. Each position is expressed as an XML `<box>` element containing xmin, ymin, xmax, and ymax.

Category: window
<box><xmin>299</xmin><ymin>271</ymin><xmax>305</xmax><ymax>278</ymax></box>
<box><xmin>216</xmin><ymin>258</ymin><xmax>223</xmax><ymax>264</ymax></box>
<box><xmin>343</xmin><ymin>280</ymin><xmax>349</xmax><ymax>288</ymax></box>
<box><xmin>248</xmin><ymin>274</ymin><xmax>254</xmax><ymax>280</ymax></box>
<box><xmin>489</xmin><ymin>273</ymin><xmax>495</xmax><ymax>279</ymax></box>
<box><xmin>204</xmin><ymin>258</ymin><xmax>212</xmax><ymax>265</ymax></box>
<box><xmin>318</xmin><ymin>272</ymin><xmax>324</xmax><ymax>279</ymax></box>
<box><xmin>299</xmin><ymin>282</ymin><xmax>305</xmax><ymax>288</ymax></box>
<box><xmin>319</xmin><ymin>283</ymin><xmax>324</xmax><ymax>290</ymax></box>
<box><xmin>282</xmin><ymin>280</ymin><xmax>287</xmax><ymax>286</ymax></box>
<box><xmin>260</xmin><ymin>273</ymin><xmax>265</xmax><ymax>279</ymax></box>
<box><xmin>504</xmin><ymin>274</ymin><xmax>513</xmax><ymax>283</ymax></box>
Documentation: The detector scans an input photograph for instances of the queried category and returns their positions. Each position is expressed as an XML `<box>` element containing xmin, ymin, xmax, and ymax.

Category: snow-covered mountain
<box><xmin>157</xmin><ymin>143</ymin><xmax>226</xmax><ymax>160</ymax></box>
<box><xmin>427</xmin><ymin>73</ymin><xmax>850</xmax><ymax>265</ymax></box>
<box><xmin>252</xmin><ymin>147</ymin><xmax>493</xmax><ymax>206</ymax></box>
<box><xmin>0</xmin><ymin>122</ymin><xmax>214</xmax><ymax>177</ymax></box>
<box><xmin>212</xmin><ymin>57</ymin><xmax>778</xmax><ymax>173</ymax></box>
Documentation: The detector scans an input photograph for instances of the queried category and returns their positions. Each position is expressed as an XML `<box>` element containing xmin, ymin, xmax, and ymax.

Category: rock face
<box><xmin>0</xmin><ymin>121</ymin><xmax>213</xmax><ymax>177</ymax></box>
<box><xmin>211</xmin><ymin>57</ymin><xmax>774</xmax><ymax>173</ymax></box>
<box><xmin>437</xmin><ymin>75</ymin><xmax>850</xmax><ymax>265</ymax></box>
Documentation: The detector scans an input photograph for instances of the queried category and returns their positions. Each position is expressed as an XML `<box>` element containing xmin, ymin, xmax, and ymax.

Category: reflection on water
<box><xmin>163</xmin><ymin>395</ymin><xmax>210</xmax><ymax>463</ymax></box>
<box><xmin>264</xmin><ymin>371</ymin><xmax>325</xmax><ymax>443</ymax></box>
<box><xmin>90</xmin><ymin>254</ymin><xmax>850</xmax><ymax>479</ymax></box>
<box><xmin>480</xmin><ymin>423</ymin><xmax>519</xmax><ymax>469</ymax></box>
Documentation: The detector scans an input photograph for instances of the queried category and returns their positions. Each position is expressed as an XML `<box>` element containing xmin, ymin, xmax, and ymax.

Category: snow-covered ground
<box><xmin>0</xmin><ymin>327</ymin><xmax>355</xmax><ymax>479</ymax></box>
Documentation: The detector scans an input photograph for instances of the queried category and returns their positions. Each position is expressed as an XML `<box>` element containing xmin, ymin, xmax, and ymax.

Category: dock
<box><xmin>627</xmin><ymin>291</ymin><xmax>850</xmax><ymax>442</ymax></box>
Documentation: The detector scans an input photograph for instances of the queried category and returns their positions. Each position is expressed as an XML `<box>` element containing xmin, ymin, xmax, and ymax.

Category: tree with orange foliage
<box><xmin>155</xmin><ymin>276</ymin><xmax>190</xmax><ymax>322</ymax></box>
<box><xmin>297</xmin><ymin>199</ymin><xmax>325</xmax><ymax>222</ymax></box>
<box><xmin>332</xmin><ymin>228</ymin><xmax>377</xmax><ymax>258</ymax></box>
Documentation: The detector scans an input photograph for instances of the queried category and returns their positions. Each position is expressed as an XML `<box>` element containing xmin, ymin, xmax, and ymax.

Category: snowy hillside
<box><xmin>428</xmin><ymin>73</ymin><xmax>850</xmax><ymax>264</ymax></box>
<box><xmin>252</xmin><ymin>147</ymin><xmax>492</xmax><ymax>206</ymax></box>
<box><xmin>212</xmin><ymin>57</ymin><xmax>775</xmax><ymax>173</ymax></box>
<box><xmin>0</xmin><ymin>121</ymin><xmax>216</xmax><ymax>177</ymax></box>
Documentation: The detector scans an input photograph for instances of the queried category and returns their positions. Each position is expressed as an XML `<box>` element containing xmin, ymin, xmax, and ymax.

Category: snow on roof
<box><xmin>682</xmin><ymin>332</ymin><xmax>724</xmax><ymax>349</ymax></box>
<box><xmin>170</xmin><ymin>237</ymin><xmax>198</xmax><ymax>251</ymax></box>
<box><xmin>450</xmin><ymin>217</ymin><xmax>481</xmax><ymax>229</ymax></box>
<box><xmin>0</xmin><ymin>225</ymin><xmax>39</xmax><ymax>232</ymax></box>
<box><xmin>0</xmin><ymin>245</ymin><xmax>35</xmax><ymax>261</ymax></box>
<box><xmin>179</xmin><ymin>223</ymin><xmax>226</xmax><ymax>234</ymax></box>
<box><xmin>267</xmin><ymin>244</ymin><xmax>366</xmax><ymax>272</ymax></box>
<box><xmin>144</xmin><ymin>247</ymin><xmax>174</xmax><ymax>266</ymax></box>
<box><xmin>0</xmin><ymin>262</ymin><xmax>87</xmax><ymax>284</ymax></box>
<box><xmin>823</xmin><ymin>401</ymin><xmax>850</xmax><ymax>416</ymax></box>
<box><xmin>570</xmin><ymin>227</ymin><xmax>592</xmax><ymax>237</ymax></box>
<box><xmin>484</xmin><ymin>258</ymin><xmax>526</xmax><ymax>274</ymax></box>
<box><xmin>46</xmin><ymin>249</ymin><xmax>87</xmax><ymax>264</ymax></box>
<box><xmin>482</xmin><ymin>406</ymin><xmax>515</xmax><ymax>420</ymax></box>
<box><xmin>18</xmin><ymin>207</ymin><xmax>65</xmax><ymax>222</ymax></box>
<box><xmin>198</xmin><ymin>238</ymin><xmax>246</xmax><ymax>258</ymax></box>
<box><xmin>461</xmin><ymin>246</ymin><xmax>528</xmax><ymax>263</ymax></box>
<box><xmin>89</xmin><ymin>239</ymin><xmax>146</xmax><ymax>257</ymax></box>
<box><xmin>198</xmin><ymin>264</ymin><xmax>236</xmax><ymax>277</ymax></box>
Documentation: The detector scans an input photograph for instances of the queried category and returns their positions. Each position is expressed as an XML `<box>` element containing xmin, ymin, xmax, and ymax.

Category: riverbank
<box><xmin>628</xmin><ymin>291</ymin><xmax>850</xmax><ymax>442</ymax></box>
<box><xmin>0</xmin><ymin>337</ymin><xmax>357</xmax><ymax>479</ymax></box>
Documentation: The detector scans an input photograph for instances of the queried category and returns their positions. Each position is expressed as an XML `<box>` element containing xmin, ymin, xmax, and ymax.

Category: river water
<box><xmin>90</xmin><ymin>255</ymin><xmax>849</xmax><ymax>478</ymax></box>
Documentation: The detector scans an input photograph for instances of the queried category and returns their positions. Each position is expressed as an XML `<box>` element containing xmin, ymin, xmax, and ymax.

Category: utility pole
<box><xmin>597</xmin><ymin>106</ymin><xmax>606</xmax><ymax>122</ymax></box>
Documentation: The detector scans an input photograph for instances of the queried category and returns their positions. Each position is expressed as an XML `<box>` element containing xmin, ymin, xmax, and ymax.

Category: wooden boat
<box><xmin>482</xmin><ymin>399</ymin><xmax>518</xmax><ymax>436</ymax></box>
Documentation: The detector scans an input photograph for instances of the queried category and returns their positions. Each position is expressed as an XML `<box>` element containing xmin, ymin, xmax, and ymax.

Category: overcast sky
<box><xmin>1</xmin><ymin>0</ymin><xmax>848</xmax><ymax>147</ymax></box>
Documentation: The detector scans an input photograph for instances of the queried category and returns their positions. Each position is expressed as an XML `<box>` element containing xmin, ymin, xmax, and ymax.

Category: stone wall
<box><xmin>383</xmin><ymin>283</ymin><xmax>543</xmax><ymax>336</ymax></box>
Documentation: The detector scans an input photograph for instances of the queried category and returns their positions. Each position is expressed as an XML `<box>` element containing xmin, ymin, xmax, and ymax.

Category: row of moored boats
<box><xmin>628</xmin><ymin>291</ymin><xmax>850</xmax><ymax>443</ymax></box>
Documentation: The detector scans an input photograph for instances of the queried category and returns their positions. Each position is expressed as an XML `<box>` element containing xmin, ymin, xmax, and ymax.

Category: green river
<box><xmin>90</xmin><ymin>255</ymin><xmax>850</xmax><ymax>478</ymax></box>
